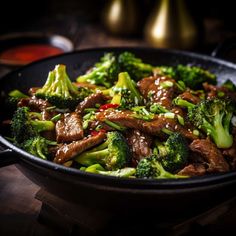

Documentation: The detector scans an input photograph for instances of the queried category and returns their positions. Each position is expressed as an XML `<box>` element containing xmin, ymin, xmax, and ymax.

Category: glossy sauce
<box><xmin>0</xmin><ymin>44</ymin><xmax>64</xmax><ymax>65</ymax></box>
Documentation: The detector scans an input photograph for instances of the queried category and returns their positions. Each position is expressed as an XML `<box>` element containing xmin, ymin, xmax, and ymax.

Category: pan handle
<box><xmin>0</xmin><ymin>143</ymin><xmax>19</xmax><ymax>167</ymax></box>
<box><xmin>211</xmin><ymin>36</ymin><xmax>236</xmax><ymax>61</ymax></box>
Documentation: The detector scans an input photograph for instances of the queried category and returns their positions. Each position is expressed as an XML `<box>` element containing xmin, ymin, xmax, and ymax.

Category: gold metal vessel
<box><xmin>144</xmin><ymin>0</ymin><xmax>199</xmax><ymax>49</ymax></box>
<box><xmin>101</xmin><ymin>0</ymin><xmax>139</xmax><ymax>36</ymax></box>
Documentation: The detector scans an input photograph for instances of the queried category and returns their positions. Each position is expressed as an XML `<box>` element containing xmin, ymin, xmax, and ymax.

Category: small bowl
<box><xmin>0</xmin><ymin>32</ymin><xmax>74</xmax><ymax>67</ymax></box>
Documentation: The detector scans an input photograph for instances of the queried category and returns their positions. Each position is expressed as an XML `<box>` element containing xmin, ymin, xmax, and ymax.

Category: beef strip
<box><xmin>41</xmin><ymin>109</ymin><xmax>58</xmax><ymax>121</ymax></box>
<box><xmin>96</xmin><ymin>110</ymin><xmax>197</xmax><ymax>140</ymax></box>
<box><xmin>126</xmin><ymin>129</ymin><xmax>153</xmax><ymax>161</ymax></box>
<box><xmin>190</xmin><ymin>138</ymin><xmax>230</xmax><ymax>172</ymax></box>
<box><xmin>203</xmin><ymin>82</ymin><xmax>236</xmax><ymax>102</ymax></box>
<box><xmin>76</xmin><ymin>91</ymin><xmax>108</xmax><ymax>114</ymax></box>
<box><xmin>137</xmin><ymin>75</ymin><xmax>177</xmax><ymax>109</ymax></box>
<box><xmin>18</xmin><ymin>97</ymin><xmax>57</xmax><ymax>121</ymax></box>
<box><xmin>223</xmin><ymin>142</ymin><xmax>236</xmax><ymax>170</ymax></box>
<box><xmin>54</xmin><ymin>131</ymin><xmax>106</xmax><ymax>164</ymax></box>
<box><xmin>179</xmin><ymin>90</ymin><xmax>201</xmax><ymax>104</ymax></box>
<box><xmin>56</xmin><ymin>112</ymin><xmax>84</xmax><ymax>143</ymax></box>
<box><xmin>223</xmin><ymin>145</ymin><xmax>236</xmax><ymax>160</ymax></box>
<box><xmin>18</xmin><ymin>97</ymin><xmax>51</xmax><ymax>111</ymax></box>
<box><xmin>178</xmin><ymin>163</ymin><xmax>207</xmax><ymax>176</ymax></box>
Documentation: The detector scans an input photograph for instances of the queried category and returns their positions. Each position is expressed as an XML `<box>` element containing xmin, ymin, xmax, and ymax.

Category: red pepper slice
<box><xmin>99</xmin><ymin>103</ymin><xmax>119</xmax><ymax>111</ymax></box>
<box><xmin>90</xmin><ymin>129</ymin><xmax>106</xmax><ymax>136</ymax></box>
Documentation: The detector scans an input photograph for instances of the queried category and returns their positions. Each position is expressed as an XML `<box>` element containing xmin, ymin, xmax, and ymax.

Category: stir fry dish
<box><xmin>5</xmin><ymin>52</ymin><xmax>236</xmax><ymax>179</ymax></box>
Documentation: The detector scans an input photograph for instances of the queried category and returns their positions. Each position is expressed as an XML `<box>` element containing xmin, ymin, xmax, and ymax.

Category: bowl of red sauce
<box><xmin>0</xmin><ymin>33</ymin><xmax>74</xmax><ymax>66</ymax></box>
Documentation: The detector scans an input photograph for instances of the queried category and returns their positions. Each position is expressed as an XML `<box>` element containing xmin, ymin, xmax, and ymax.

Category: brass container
<box><xmin>144</xmin><ymin>0</ymin><xmax>199</xmax><ymax>49</ymax></box>
<box><xmin>101</xmin><ymin>0</ymin><xmax>139</xmax><ymax>36</ymax></box>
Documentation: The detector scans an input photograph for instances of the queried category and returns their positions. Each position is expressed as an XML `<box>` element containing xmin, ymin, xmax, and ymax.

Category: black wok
<box><xmin>0</xmin><ymin>47</ymin><xmax>236</xmax><ymax>222</ymax></box>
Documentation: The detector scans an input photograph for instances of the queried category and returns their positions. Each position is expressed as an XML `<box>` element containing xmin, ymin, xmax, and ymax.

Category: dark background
<box><xmin>1</xmin><ymin>0</ymin><xmax>235</xmax><ymax>49</ymax></box>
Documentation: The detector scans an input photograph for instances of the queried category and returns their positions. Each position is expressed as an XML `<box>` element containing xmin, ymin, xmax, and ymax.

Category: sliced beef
<box><xmin>96</xmin><ymin>110</ymin><xmax>197</xmax><ymax>140</ymax></box>
<box><xmin>190</xmin><ymin>138</ymin><xmax>230</xmax><ymax>172</ymax></box>
<box><xmin>171</xmin><ymin>106</ymin><xmax>185</xmax><ymax>117</ymax></box>
<box><xmin>203</xmin><ymin>82</ymin><xmax>236</xmax><ymax>102</ymax></box>
<box><xmin>41</xmin><ymin>109</ymin><xmax>58</xmax><ymax>121</ymax></box>
<box><xmin>179</xmin><ymin>90</ymin><xmax>201</xmax><ymax>104</ymax></box>
<box><xmin>223</xmin><ymin>141</ymin><xmax>236</xmax><ymax>160</ymax></box>
<box><xmin>223</xmin><ymin>144</ymin><xmax>236</xmax><ymax>170</ymax></box>
<box><xmin>126</xmin><ymin>129</ymin><xmax>153</xmax><ymax>161</ymax></box>
<box><xmin>54</xmin><ymin>131</ymin><xmax>106</xmax><ymax>164</ymax></box>
<box><xmin>56</xmin><ymin>112</ymin><xmax>84</xmax><ymax>143</ymax></box>
<box><xmin>137</xmin><ymin>75</ymin><xmax>177</xmax><ymax>109</ymax></box>
<box><xmin>76</xmin><ymin>91</ymin><xmax>108</xmax><ymax>114</ymax></box>
<box><xmin>178</xmin><ymin>163</ymin><xmax>206</xmax><ymax>176</ymax></box>
<box><xmin>18</xmin><ymin>97</ymin><xmax>51</xmax><ymax>111</ymax></box>
<box><xmin>18</xmin><ymin>97</ymin><xmax>57</xmax><ymax>121</ymax></box>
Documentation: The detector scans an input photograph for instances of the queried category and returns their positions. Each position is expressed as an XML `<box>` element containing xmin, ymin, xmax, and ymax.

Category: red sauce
<box><xmin>99</xmin><ymin>103</ymin><xmax>119</xmax><ymax>111</ymax></box>
<box><xmin>0</xmin><ymin>44</ymin><xmax>64</xmax><ymax>65</ymax></box>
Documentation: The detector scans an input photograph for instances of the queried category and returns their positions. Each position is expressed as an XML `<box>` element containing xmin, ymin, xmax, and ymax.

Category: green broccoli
<box><xmin>149</xmin><ymin>103</ymin><xmax>170</xmax><ymax>114</ymax></box>
<box><xmin>36</xmin><ymin>64</ymin><xmax>90</xmax><ymax>109</ymax></box>
<box><xmin>11</xmin><ymin>107</ymin><xmax>55</xmax><ymax>144</ymax></box>
<box><xmin>118</xmin><ymin>52</ymin><xmax>153</xmax><ymax>81</ymax></box>
<box><xmin>83</xmin><ymin>164</ymin><xmax>136</xmax><ymax>177</ymax></box>
<box><xmin>173</xmin><ymin>96</ymin><xmax>196</xmax><ymax>111</ymax></box>
<box><xmin>6</xmin><ymin>89</ymin><xmax>29</xmax><ymax>111</ymax></box>
<box><xmin>8</xmin><ymin>89</ymin><xmax>29</xmax><ymax>104</ymax></box>
<box><xmin>188</xmin><ymin>98</ymin><xmax>234</xmax><ymax>149</ymax></box>
<box><xmin>175</xmin><ymin>97</ymin><xmax>234</xmax><ymax>148</ymax></box>
<box><xmin>75</xmin><ymin>131</ymin><xmax>130</xmax><ymax>170</ymax></box>
<box><xmin>110</xmin><ymin>72</ymin><xmax>143</xmax><ymax>109</ymax></box>
<box><xmin>156</xmin><ymin>64</ymin><xmax>216</xmax><ymax>89</ymax></box>
<box><xmin>154</xmin><ymin>133</ymin><xmax>189</xmax><ymax>173</ymax></box>
<box><xmin>222</xmin><ymin>79</ymin><xmax>236</xmax><ymax>92</ymax></box>
<box><xmin>22</xmin><ymin>136</ymin><xmax>57</xmax><ymax>159</ymax></box>
<box><xmin>136</xmin><ymin>154</ymin><xmax>187</xmax><ymax>179</ymax></box>
<box><xmin>76</xmin><ymin>53</ymin><xmax>119</xmax><ymax>88</ymax></box>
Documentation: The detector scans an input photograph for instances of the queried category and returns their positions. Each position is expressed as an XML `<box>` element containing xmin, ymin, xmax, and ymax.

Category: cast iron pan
<box><xmin>0</xmin><ymin>47</ymin><xmax>236</xmax><ymax>221</ymax></box>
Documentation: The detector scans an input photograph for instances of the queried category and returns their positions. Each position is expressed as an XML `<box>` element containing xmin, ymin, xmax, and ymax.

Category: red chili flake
<box><xmin>99</xmin><ymin>103</ymin><xmax>119</xmax><ymax>111</ymax></box>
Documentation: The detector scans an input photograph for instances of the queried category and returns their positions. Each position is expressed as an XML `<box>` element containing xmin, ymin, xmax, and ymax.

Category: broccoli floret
<box><xmin>155</xmin><ymin>133</ymin><xmax>189</xmax><ymax>173</ymax></box>
<box><xmin>11</xmin><ymin>107</ymin><xmax>55</xmax><ymax>144</ymax></box>
<box><xmin>157</xmin><ymin>65</ymin><xmax>216</xmax><ymax>89</ymax></box>
<box><xmin>149</xmin><ymin>103</ymin><xmax>170</xmax><ymax>114</ymax></box>
<box><xmin>76</xmin><ymin>53</ymin><xmax>119</xmax><ymax>88</ymax></box>
<box><xmin>6</xmin><ymin>89</ymin><xmax>29</xmax><ymax>111</ymax></box>
<box><xmin>173</xmin><ymin>97</ymin><xmax>196</xmax><ymax>111</ymax></box>
<box><xmin>36</xmin><ymin>64</ymin><xmax>88</xmax><ymax>109</ymax></box>
<box><xmin>75</xmin><ymin>131</ymin><xmax>130</xmax><ymax>170</ymax></box>
<box><xmin>8</xmin><ymin>89</ymin><xmax>29</xmax><ymax>104</ymax></box>
<box><xmin>222</xmin><ymin>79</ymin><xmax>236</xmax><ymax>92</ymax></box>
<box><xmin>118</xmin><ymin>52</ymin><xmax>153</xmax><ymax>81</ymax></box>
<box><xmin>84</xmin><ymin>164</ymin><xmax>136</xmax><ymax>177</ymax></box>
<box><xmin>174</xmin><ymin>97</ymin><xmax>234</xmax><ymax>148</ymax></box>
<box><xmin>22</xmin><ymin>136</ymin><xmax>57</xmax><ymax>159</ymax></box>
<box><xmin>110</xmin><ymin>72</ymin><xmax>143</xmax><ymax>109</ymax></box>
<box><xmin>136</xmin><ymin>154</ymin><xmax>187</xmax><ymax>179</ymax></box>
<box><xmin>188</xmin><ymin>98</ymin><xmax>234</xmax><ymax>149</ymax></box>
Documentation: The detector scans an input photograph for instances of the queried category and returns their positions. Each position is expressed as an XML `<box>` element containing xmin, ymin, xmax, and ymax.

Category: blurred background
<box><xmin>0</xmin><ymin>0</ymin><xmax>235</xmax><ymax>55</ymax></box>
